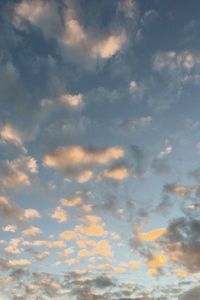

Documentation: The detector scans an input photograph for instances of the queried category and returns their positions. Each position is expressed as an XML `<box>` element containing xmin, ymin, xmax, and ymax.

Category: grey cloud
<box><xmin>160</xmin><ymin>217</ymin><xmax>200</xmax><ymax>273</ymax></box>
<box><xmin>179</xmin><ymin>286</ymin><xmax>200</xmax><ymax>300</ymax></box>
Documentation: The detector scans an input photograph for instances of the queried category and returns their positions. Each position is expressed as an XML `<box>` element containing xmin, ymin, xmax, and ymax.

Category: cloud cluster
<box><xmin>14</xmin><ymin>0</ymin><xmax>127</xmax><ymax>60</ymax></box>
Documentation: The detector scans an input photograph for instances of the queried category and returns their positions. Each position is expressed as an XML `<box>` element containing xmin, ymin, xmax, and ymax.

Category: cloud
<box><xmin>59</xmin><ymin>230</ymin><xmax>77</xmax><ymax>241</ymax></box>
<box><xmin>147</xmin><ymin>253</ymin><xmax>166</xmax><ymax>269</ymax></box>
<box><xmin>0</xmin><ymin>196</ymin><xmax>24</xmax><ymax>223</ymax></box>
<box><xmin>14</xmin><ymin>0</ymin><xmax>127</xmax><ymax>60</ymax></box>
<box><xmin>153</xmin><ymin>51</ymin><xmax>197</xmax><ymax>72</ymax></box>
<box><xmin>22</xmin><ymin>226</ymin><xmax>42</xmax><ymax>237</ymax></box>
<box><xmin>164</xmin><ymin>183</ymin><xmax>189</xmax><ymax>198</ymax></box>
<box><xmin>118</xmin><ymin>0</ymin><xmax>136</xmax><ymax>19</ymax></box>
<box><xmin>75</xmin><ymin>170</ymin><xmax>94</xmax><ymax>183</ymax></box>
<box><xmin>158</xmin><ymin>145</ymin><xmax>172</xmax><ymax>158</ymax></box>
<box><xmin>179</xmin><ymin>286</ymin><xmax>200</xmax><ymax>300</ymax></box>
<box><xmin>34</xmin><ymin>251</ymin><xmax>49</xmax><ymax>261</ymax></box>
<box><xmin>0</xmin><ymin>155</ymin><xmax>38</xmax><ymax>190</ymax></box>
<box><xmin>60</xmin><ymin>195</ymin><xmax>83</xmax><ymax>207</ymax></box>
<box><xmin>2</xmin><ymin>224</ymin><xmax>17</xmax><ymax>233</ymax></box>
<box><xmin>129</xmin><ymin>80</ymin><xmax>138</xmax><ymax>94</ymax></box>
<box><xmin>0</xmin><ymin>124</ymin><xmax>24</xmax><ymax>147</ymax></box>
<box><xmin>58</xmin><ymin>93</ymin><xmax>83</xmax><ymax>108</ymax></box>
<box><xmin>50</xmin><ymin>206</ymin><xmax>68</xmax><ymax>224</ymax></box>
<box><xmin>24</xmin><ymin>209</ymin><xmax>40</xmax><ymax>219</ymax></box>
<box><xmin>159</xmin><ymin>217</ymin><xmax>200</xmax><ymax>273</ymax></box>
<box><xmin>100</xmin><ymin>166</ymin><xmax>129</xmax><ymax>181</ymax></box>
<box><xmin>8</xmin><ymin>259</ymin><xmax>31</xmax><ymax>267</ymax></box>
<box><xmin>4</xmin><ymin>238</ymin><xmax>22</xmax><ymax>255</ymax></box>
<box><xmin>43</xmin><ymin>145</ymin><xmax>124</xmax><ymax>175</ymax></box>
<box><xmin>57</xmin><ymin>247</ymin><xmax>74</xmax><ymax>258</ymax></box>
<box><xmin>137</xmin><ymin>228</ymin><xmax>167</xmax><ymax>242</ymax></box>
<box><xmin>120</xmin><ymin>116</ymin><xmax>152</xmax><ymax>133</ymax></box>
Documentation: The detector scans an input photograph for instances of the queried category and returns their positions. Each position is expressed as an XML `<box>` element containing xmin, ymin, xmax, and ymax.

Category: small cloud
<box><xmin>100</xmin><ymin>166</ymin><xmax>129</xmax><ymax>181</ymax></box>
<box><xmin>120</xmin><ymin>116</ymin><xmax>152</xmax><ymax>133</ymax></box>
<box><xmin>59</xmin><ymin>93</ymin><xmax>83</xmax><ymax>108</ymax></box>
<box><xmin>60</xmin><ymin>195</ymin><xmax>83</xmax><ymax>207</ymax></box>
<box><xmin>50</xmin><ymin>207</ymin><xmax>68</xmax><ymax>224</ymax></box>
<box><xmin>129</xmin><ymin>80</ymin><xmax>138</xmax><ymax>94</ymax></box>
<box><xmin>24</xmin><ymin>208</ymin><xmax>40</xmax><ymax>219</ymax></box>
<box><xmin>2</xmin><ymin>224</ymin><xmax>17</xmax><ymax>233</ymax></box>
<box><xmin>75</xmin><ymin>170</ymin><xmax>93</xmax><ymax>183</ymax></box>
<box><xmin>138</xmin><ymin>228</ymin><xmax>167</xmax><ymax>242</ymax></box>
<box><xmin>118</xmin><ymin>0</ymin><xmax>136</xmax><ymax>19</ymax></box>
<box><xmin>158</xmin><ymin>145</ymin><xmax>172</xmax><ymax>158</ymax></box>
<box><xmin>22</xmin><ymin>226</ymin><xmax>42</xmax><ymax>237</ymax></box>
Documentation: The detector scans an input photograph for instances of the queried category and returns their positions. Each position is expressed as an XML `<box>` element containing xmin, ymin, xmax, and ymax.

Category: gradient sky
<box><xmin>0</xmin><ymin>0</ymin><xmax>200</xmax><ymax>299</ymax></box>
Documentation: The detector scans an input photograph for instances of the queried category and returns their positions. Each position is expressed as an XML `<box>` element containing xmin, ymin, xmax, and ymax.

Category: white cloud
<box><xmin>129</xmin><ymin>80</ymin><xmax>138</xmax><ymax>94</ymax></box>
<box><xmin>2</xmin><ymin>225</ymin><xmax>17</xmax><ymax>233</ymax></box>
<box><xmin>158</xmin><ymin>145</ymin><xmax>173</xmax><ymax>158</ymax></box>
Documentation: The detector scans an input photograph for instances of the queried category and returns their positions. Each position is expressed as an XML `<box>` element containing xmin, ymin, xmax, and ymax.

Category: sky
<box><xmin>0</xmin><ymin>0</ymin><xmax>200</xmax><ymax>299</ymax></box>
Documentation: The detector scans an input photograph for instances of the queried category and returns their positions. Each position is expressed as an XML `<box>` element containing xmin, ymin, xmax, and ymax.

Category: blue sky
<box><xmin>0</xmin><ymin>0</ymin><xmax>200</xmax><ymax>299</ymax></box>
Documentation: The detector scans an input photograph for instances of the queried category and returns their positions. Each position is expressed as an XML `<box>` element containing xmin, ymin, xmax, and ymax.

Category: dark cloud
<box><xmin>160</xmin><ymin>217</ymin><xmax>200</xmax><ymax>272</ymax></box>
<box><xmin>179</xmin><ymin>286</ymin><xmax>200</xmax><ymax>300</ymax></box>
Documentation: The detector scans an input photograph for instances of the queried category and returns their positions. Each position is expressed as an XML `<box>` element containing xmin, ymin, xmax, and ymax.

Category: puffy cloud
<box><xmin>50</xmin><ymin>206</ymin><xmax>68</xmax><ymax>224</ymax></box>
<box><xmin>2</xmin><ymin>224</ymin><xmax>17</xmax><ymax>233</ymax></box>
<box><xmin>24</xmin><ymin>208</ymin><xmax>40</xmax><ymax>219</ymax></box>
<box><xmin>22</xmin><ymin>226</ymin><xmax>42</xmax><ymax>237</ymax></box>
<box><xmin>43</xmin><ymin>145</ymin><xmax>124</xmax><ymax>175</ymax></box>
<box><xmin>59</xmin><ymin>230</ymin><xmax>77</xmax><ymax>241</ymax></box>
<box><xmin>4</xmin><ymin>238</ymin><xmax>22</xmax><ymax>255</ymax></box>
<box><xmin>147</xmin><ymin>253</ymin><xmax>166</xmax><ymax>269</ymax></box>
<box><xmin>90</xmin><ymin>32</ymin><xmax>126</xmax><ymax>59</ymax></box>
<box><xmin>92</xmin><ymin>240</ymin><xmax>113</xmax><ymax>257</ymax></box>
<box><xmin>77</xmin><ymin>215</ymin><xmax>103</xmax><ymax>224</ymax></box>
<box><xmin>100</xmin><ymin>166</ymin><xmax>129</xmax><ymax>181</ymax></box>
<box><xmin>78</xmin><ymin>248</ymin><xmax>90</xmax><ymax>257</ymax></box>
